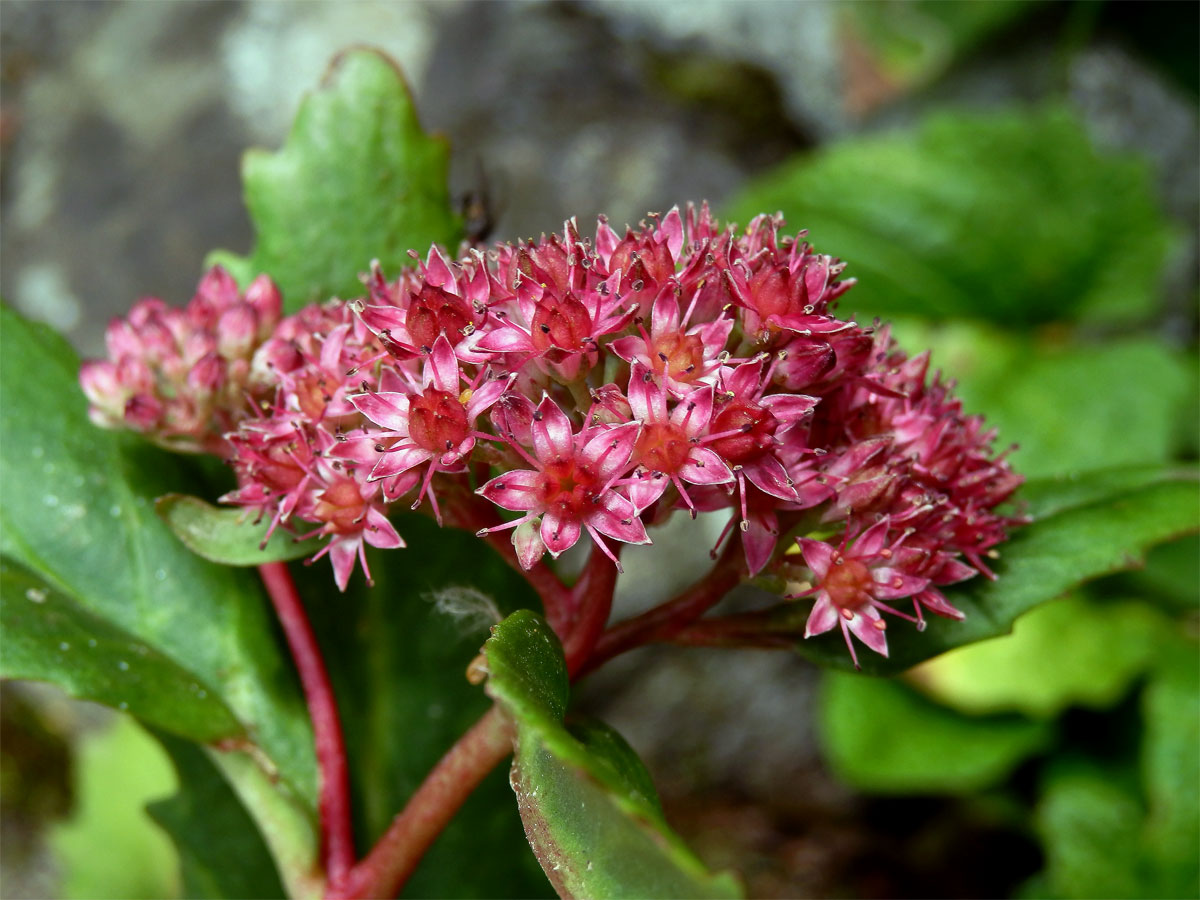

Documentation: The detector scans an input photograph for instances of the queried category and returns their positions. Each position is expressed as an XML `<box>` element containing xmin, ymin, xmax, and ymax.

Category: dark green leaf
<box><xmin>819</xmin><ymin>672</ymin><xmax>1052</xmax><ymax>794</ymax></box>
<box><xmin>148</xmin><ymin>731</ymin><xmax>288</xmax><ymax>900</ymax></box>
<box><xmin>1141</xmin><ymin>639</ymin><xmax>1200</xmax><ymax>897</ymax></box>
<box><xmin>0</xmin><ymin>305</ymin><xmax>316</xmax><ymax>809</ymax></box>
<box><xmin>728</xmin><ymin>108</ymin><xmax>1171</xmax><ymax>327</ymax></box>
<box><xmin>155</xmin><ymin>494</ymin><xmax>323</xmax><ymax>566</ymax></box>
<box><xmin>485</xmin><ymin>610</ymin><xmax>742</xmax><ymax>899</ymax></box>
<box><xmin>209</xmin><ymin>48</ymin><xmax>461</xmax><ymax>311</ymax></box>
<box><xmin>792</xmin><ymin>466</ymin><xmax>1199</xmax><ymax>674</ymax></box>
<box><xmin>1</xmin><ymin>560</ymin><xmax>242</xmax><ymax>742</ymax></box>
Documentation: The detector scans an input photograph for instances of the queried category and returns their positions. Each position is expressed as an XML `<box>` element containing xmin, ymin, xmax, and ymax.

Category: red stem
<box><xmin>580</xmin><ymin>538</ymin><xmax>745</xmax><ymax>676</ymax></box>
<box><xmin>561</xmin><ymin>544</ymin><xmax>620</xmax><ymax>677</ymax></box>
<box><xmin>327</xmin><ymin>706</ymin><xmax>513</xmax><ymax>900</ymax></box>
<box><xmin>259</xmin><ymin>561</ymin><xmax>356</xmax><ymax>890</ymax></box>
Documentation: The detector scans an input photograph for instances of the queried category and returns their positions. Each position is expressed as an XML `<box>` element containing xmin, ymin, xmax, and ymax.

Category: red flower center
<box><xmin>709</xmin><ymin>401</ymin><xmax>776</xmax><ymax>465</ymax></box>
<box><xmin>408</xmin><ymin>389</ymin><xmax>470</xmax><ymax>453</ymax></box>
<box><xmin>407</xmin><ymin>285</ymin><xmax>473</xmax><ymax>350</ymax></box>
<box><xmin>649</xmin><ymin>331</ymin><xmax>705</xmax><ymax>383</ymax></box>
<box><xmin>539</xmin><ymin>458</ymin><xmax>599</xmax><ymax>517</ymax></box>
<box><xmin>634</xmin><ymin>422</ymin><xmax>690</xmax><ymax>474</ymax></box>
<box><xmin>531</xmin><ymin>294</ymin><xmax>593</xmax><ymax>353</ymax></box>
<box><xmin>825</xmin><ymin>557</ymin><xmax>874</xmax><ymax>611</ymax></box>
<box><xmin>314</xmin><ymin>477</ymin><xmax>367</xmax><ymax>534</ymax></box>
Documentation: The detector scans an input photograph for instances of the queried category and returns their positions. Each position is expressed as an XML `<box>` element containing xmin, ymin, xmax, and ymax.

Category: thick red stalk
<box><xmin>327</xmin><ymin>706</ymin><xmax>513</xmax><ymax>900</ymax></box>
<box><xmin>258</xmin><ymin>561</ymin><xmax>356</xmax><ymax>889</ymax></box>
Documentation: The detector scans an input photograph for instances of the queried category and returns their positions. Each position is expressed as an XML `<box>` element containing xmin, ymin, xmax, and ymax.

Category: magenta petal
<box><xmin>672</xmin><ymin>386</ymin><xmax>714</xmax><ymax>434</ymax></box>
<box><xmin>427</xmin><ymin>335</ymin><xmax>460</xmax><ymax>393</ymax></box>
<box><xmin>478</xmin><ymin>469</ymin><xmax>543</xmax><ymax>511</ymax></box>
<box><xmin>743</xmin><ymin>457</ymin><xmax>797</xmax><ymax>501</ymax></box>
<box><xmin>848</xmin><ymin>608</ymin><xmax>889</xmax><ymax>657</ymax></box>
<box><xmin>650</xmin><ymin>292</ymin><xmax>681</xmax><ymax>337</ymax></box>
<box><xmin>680</xmin><ymin>447</ymin><xmax>732</xmax><ymax>485</ymax></box>
<box><xmin>476</xmin><ymin>326</ymin><xmax>535</xmax><ymax>354</ymax></box>
<box><xmin>804</xmin><ymin>593</ymin><xmax>839</xmax><ymax>638</ymax></box>
<box><xmin>871</xmin><ymin>568</ymin><xmax>929</xmax><ymax>600</ymax></box>
<box><xmin>628</xmin><ymin>473</ymin><xmax>668</xmax><ymax>512</ymax></box>
<box><xmin>581</xmin><ymin>422</ymin><xmax>638</xmax><ymax>481</ymax></box>
<box><xmin>359</xmin><ymin>304</ymin><xmax>406</xmax><ymax>334</ymax></box>
<box><xmin>742</xmin><ymin>513</ymin><xmax>778</xmax><ymax>575</ymax></box>
<box><xmin>329</xmin><ymin>538</ymin><xmax>358</xmax><ymax>593</ymax></box>
<box><xmin>464</xmin><ymin>377</ymin><xmax>509</xmax><ymax>420</ymax></box>
<box><xmin>660</xmin><ymin>206</ymin><xmax>684</xmax><ymax>260</ymax></box>
<box><xmin>799</xmin><ymin>538</ymin><xmax>835</xmax><ymax>579</ymax></box>
<box><xmin>760</xmin><ymin>393</ymin><xmax>818</xmax><ymax>422</ymax></box>
<box><xmin>627</xmin><ymin>364</ymin><xmax>654</xmax><ymax>422</ymax></box>
<box><xmin>608</xmin><ymin>335</ymin><xmax>644</xmax><ymax>365</ymax></box>
<box><xmin>351</xmin><ymin>392</ymin><xmax>409</xmax><ymax>430</ymax></box>
<box><xmin>916</xmin><ymin>588</ymin><xmax>967</xmax><ymax>620</ymax></box>
<box><xmin>365</xmin><ymin>507</ymin><xmax>405</xmax><ymax>550</ymax></box>
<box><xmin>371</xmin><ymin>447</ymin><xmax>432</xmax><ymax>480</ymax></box>
<box><xmin>532</xmin><ymin>396</ymin><xmax>575</xmax><ymax>462</ymax></box>
<box><xmin>541</xmin><ymin>510</ymin><xmax>582</xmax><ymax>556</ymax></box>
<box><xmin>590</xmin><ymin>492</ymin><xmax>650</xmax><ymax>545</ymax></box>
<box><xmin>854</xmin><ymin>519</ymin><xmax>891</xmax><ymax>558</ymax></box>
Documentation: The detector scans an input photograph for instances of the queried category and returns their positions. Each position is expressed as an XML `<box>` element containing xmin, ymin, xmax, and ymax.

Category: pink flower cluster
<box><xmin>81</xmin><ymin>205</ymin><xmax>1022</xmax><ymax>663</ymax></box>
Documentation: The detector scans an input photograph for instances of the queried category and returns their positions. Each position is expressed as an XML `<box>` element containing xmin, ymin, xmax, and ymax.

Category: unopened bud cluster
<box><xmin>81</xmin><ymin>204</ymin><xmax>1022</xmax><ymax>663</ymax></box>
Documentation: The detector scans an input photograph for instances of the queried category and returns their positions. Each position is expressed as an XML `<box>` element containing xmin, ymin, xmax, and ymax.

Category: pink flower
<box><xmin>476</xmin><ymin>395</ymin><xmax>649</xmax><ymax>569</ymax></box>
<box><xmin>348</xmin><ymin>335</ymin><xmax>508</xmax><ymax>522</ymax></box>
<box><xmin>797</xmin><ymin>520</ymin><xmax>929</xmax><ymax>668</ymax></box>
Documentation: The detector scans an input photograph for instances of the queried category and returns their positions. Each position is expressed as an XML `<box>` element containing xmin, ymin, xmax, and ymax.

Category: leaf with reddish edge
<box><xmin>484</xmin><ymin>609</ymin><xmax>742</xmax><ymax>899</ymax></box>
<box><xmin>156</xmin><ymin>493</ymin><xmax>324</xmax><ymax>566</ymax></box>
<box><xmin>208</xmin><ymin>48</ymin><xmax>461</xmax><ymax>312</ymax></box>
<box><xmin>787</xmin><ymin>465</ymin><xmax>1200</xmax><ymax>674</ymax></box>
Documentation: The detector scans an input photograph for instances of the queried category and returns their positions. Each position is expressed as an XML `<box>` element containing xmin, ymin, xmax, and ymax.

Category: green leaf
<box><xmin>1141</xmin><ymin>639</ymin><xmax>1200</xmax><ymax>897</ymax></box>
<box><xmin>792</xmin><ymin>466</ymin><xmax>1199</xmax><ymax>674</ymax></box>
<box><xmin>155</xmin><ymin>494</ymin><xmax>323</xmax><ymax>566</ymax></box>
<box><xmin>294</xmin><ymin>515</ymin><xmax>554</xmax><ymax>898</ymax></box>
<box><xmin>910</xmin><ymin>594</ymin><xmax>1168</xmax><ymax>719</ymax></box>
<box><xmin>1029</xmin><ymin>762</ymin><xmax>1148</xmax><ymax>899</ymax></box>
<box><xmin>1</xmin><ymin>560</ymin><xmax>242</xmax><ymax>742</ymax></box>
<box><xmin>819</xmin><ymin>672</ymin><xmax>1052</xmax><ymax>794</ymax></box>
<box><xmin>0</xmin><ymin>306</ymin><xmax>317</xmax><ymax>873</ymax></box>
<box><xmin>148</xmin><ymin>732</ymin><xmax>289</xmax><ymax>900</ymax></box>
<box><xmin>485</xmin><ymin>610</ymin><xmax>742</xmax><ymax>900</ymax></box>
<box><xmin>209</xmin><ymin>48</ymin><xmax>461</xmax><ymax>311</ymax></box>
<box><xmin>727</xmin><ymin>107</ymin><xmax>1172</xmax><ymax>327</ymax></box>
<box><xmin>48</xmin><ymin>716</ymin><xmax>179</xmax><ymax>900</ymax></box>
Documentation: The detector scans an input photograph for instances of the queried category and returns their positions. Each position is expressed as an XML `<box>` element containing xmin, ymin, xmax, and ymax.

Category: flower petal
<box><xmin>541</xmin><ymin>510</ymin><xmax>582</xmax><ymax>556</ymax></box>
<box><xmin>479</xmin><ymin>469</ymin><xmax>543</xmax><ymax>511</ymax></box>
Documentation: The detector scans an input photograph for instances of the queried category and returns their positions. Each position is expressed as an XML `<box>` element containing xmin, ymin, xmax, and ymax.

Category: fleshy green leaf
<box><xmin>791</xmin><ymin>466</ymin><xmax>1199</xmax><ymax>674</ymax></box>
<box><xmin>819</xmin><ymin>672</ymin><xmax>1052</xmax><ymax>794</ymax></box>
<box><xmin>484</xmin><ymin>610</ymin><xmax>742</xmax><ymax>900</ymax></box>
<box><xmin>209</xmin><ymin>48</ymin><xmax>461</xmax><ymax>311</ymax></box>
<box><xmin>0</xmin><ymin>306</ymin><xmax>317</xmax><ymax>870</ymax></box>
<box><xmin>909</xmin><ymin>594</ymin><xmax>1168</xmax><ymax>719</ymax></box>
<box><xmin>148</xmin><ymin>732</ymin><xmax>289</xmax><ymax>900</ymax></box>
<box><xmin>155</xmin><ymin>494</ymin><xmax>322</xmax><ymax>566</ymax></box>
<box><xmin>1</xmin><ymin>560</ymin><xmax>242</xmax><ymax>742</ymax></box>
<box><xmin>728</xmin><ymin>107</ymin><xmax>1172</xmax><ymax>327</ymax></box>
